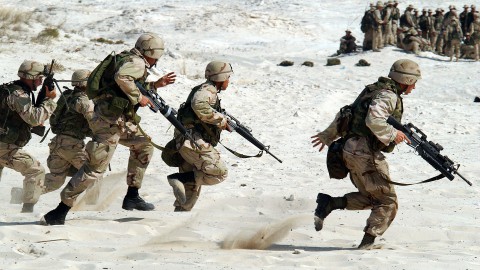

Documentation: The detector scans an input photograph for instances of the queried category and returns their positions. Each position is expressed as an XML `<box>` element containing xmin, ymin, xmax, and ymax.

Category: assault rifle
<box><xmin>221</xmin><ymin>110</ymin><xmax>282</xmax><ymax>163</ymax></box>
<box><xmin>31</xmin><ymin>60</ymin><xmax>55</xmax><ymax>137</ymax></box>
<box><xmin>387</xmin><ymin>116</ymin><xmax>472</xmax><ymax>186</ymax></box>
<box><xmin>135</xmin><ymin>82</ymin><xmax>200</xmax><ymax>149</ymax></box>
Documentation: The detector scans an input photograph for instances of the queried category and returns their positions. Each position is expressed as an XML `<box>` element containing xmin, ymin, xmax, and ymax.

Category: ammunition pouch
<box><xmin>161</xmin><ymin>139</ymin><xmax>185</xmax><ymax>167</ymax></box>
<box><xmin>326</xmin><ymin>138</ymin><xmax>349</xmax><ymax>179</ymax></box>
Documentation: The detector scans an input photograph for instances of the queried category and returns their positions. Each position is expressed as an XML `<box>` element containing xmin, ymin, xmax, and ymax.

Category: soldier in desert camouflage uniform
<box><xmin>445</xmin><ymin>17</ymin><xmax>463</xmax><ymax>61</ymax></box>
<box><xmin>167</xmin><ymin>61</ymin><xmax>233</xmax><ymax>212</ymax></box>
<box><xmin>41</xmin><ymin>33</ymin><xmax>176</xmax><ymax>225</ymax></box>
<box><xmin>468</xmin><ymin>12</ymin><xmax>480</xmax><ymax>61</ymax></box>
<box><xmin>0</xmin><ymin>60</ymin><xmax>57</xmax><ymax>212</ymax></box>
<box><xmin>311</xmin><ymin>59</ymin><xmax>422</xmax><ymax>250</ymax></box>
<box><xmin>372</xmin><ymin>1</ymin><xmax>385</xmax><ymax>52</ymax></box>
<box><xmin>43</xmin><ymin>69</ymin><xmax>94</xmax><ymax>194</ymax></box>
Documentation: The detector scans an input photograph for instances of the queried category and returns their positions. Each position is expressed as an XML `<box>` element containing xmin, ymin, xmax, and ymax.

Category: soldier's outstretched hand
<box><xmin>154</xmin><ymin>72</ymin><xmax>176</xmax><ymax>88</ymax></box>
<box><xmin>311</xmin><ymin>133</ymin><xmax>327</xmax><ymax>152</ymax></box>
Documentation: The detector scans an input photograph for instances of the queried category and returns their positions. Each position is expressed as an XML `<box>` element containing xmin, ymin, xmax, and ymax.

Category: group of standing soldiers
<box><xmin>361</xmin><ymin>1</ymin><xmax>480</xmax><ymax>61</ymax></box>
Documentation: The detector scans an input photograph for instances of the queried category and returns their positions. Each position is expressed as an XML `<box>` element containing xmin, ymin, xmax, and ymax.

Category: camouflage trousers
<box><xmin>383</xmin><ymin>22</ymin><xmax>395</xmax><ymax>45</ymax></box>
<box><xmin>448</xmin><ymin>40</ymin><xmax>461</xmax><ymax>60</ymax></box>
<box><xmin>174</xmin><ymin>133</ymin><xmax>228</xmax><ymax>211</ymax></box>
<box><xmin>60</xmin><ymin>115</ymin><xmax>154</xmax><ymax>207</ymax></box>
<box><xmin>342</xmin><ymin>150</ymin><xmax>398</xmax><ymax>237</ymax></box>
<box><xmin>372</xmin><ymin>28</ymin><xmax>383</xmax><ymax>50</ymax></box>
<box><xmin>44</xmin><ymin>135</ymin><xmax>87</xmax><ymax>194</ymax></box>
<box><xmin>475</xmin><ymin>43</ymin><xmax>480</xmax><ymax>61</ymax></box>
<box><xmin>0</xmin><ymin>142</ymin><xmax>44</xmax><ymax>204</ymax></box>
<box><xmin>404</xmin><ymin>40</ymin><xmax>420</xmax><ymax>54</ymax></box>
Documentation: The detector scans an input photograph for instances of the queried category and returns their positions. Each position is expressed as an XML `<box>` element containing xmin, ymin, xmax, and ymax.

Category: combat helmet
<box><xmin>205</xmin><ymin>61</ymin><xmax>233</xmax><ymax>82</ymax></box>
<box><xmin>71</xmin><ymin>69</ymin><xmax>91</xmax><ymax>87</ymax></box>
<box><xmin>135</xmin><ymin>33</ymin><xmax>164</xmax><ymax>59</ymax></box>
<box><xmin>388</xmin><ymin>59</ymin><xmax>421</xmax><ymax>85</ymax></box>
<box><xmin>17</xmin><ymin>60</ymin><xmax>44</xmax><ymax>80</ymax></box>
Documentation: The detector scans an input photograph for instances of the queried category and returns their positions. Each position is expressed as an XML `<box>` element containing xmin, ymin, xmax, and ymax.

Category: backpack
<box><xmin>360</xmin><ymin>11</ymin><xmax>375</xmax><ymax>33</ymax></box>
<box><xmin>399</xmin><ymin>14</ymin><xmax>407</xmax><ymax>27</ymax></box>
<box><xmin>86</xmin><ymin>52</ymin><xmax>116</xmax><ymax>99</ymax></box>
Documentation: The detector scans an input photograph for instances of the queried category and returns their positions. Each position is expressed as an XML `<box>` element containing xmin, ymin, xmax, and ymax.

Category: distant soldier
<box><xmin>396</xmin><ymin>26</ymin><xmax>410</xmax><ymax>49</ymax></box>
<box><xmin>372</xmin><ymin>1</ymin><xmax>385</xmax><ymax>52</ymax></box>
<box><xmin>338</xmin><ymin>29</ymin><xmax>357</xmax><ymax>54</ymax></box>
<box><xmin>446</xmin><ymin>18</ymin><xmax>463</xmax><ymax>61</ymax></box>
<box><xmin>403</xmin><ymin>29</ymin><xmax>422</xmax><ymax>54</ymax></box>
<box><xmin>467</xmin><ymin>5</ymin><xmax>477</xmax><ymax>35</ymax></box>
<box><xmin>459</xmin><ymin>5</ymin><xmax>470</xmax><ymax>36</ymax></box>
<box><xmin>443</xmin><ymin>5</ymin><xmax>457</xmax><ymax>28</ymax></box>
<box><xmin>433</xmin><ymin>8</ymin><xmax>445</xmax><ymax>54</ymax></box>
<box><xmin>361</xmin><ymin>3</ymin><xmax>376</xmax><ymax>51</ymax></box>
<box><xmin>391</xmin><ymin>0</ymin><xmax>401</xmax><ymax>45</ymax></box>
<box><xmin>0</xmin><ymin>60</ymin><xmax>57</xmax><ymax>212</ymax></box>
<box><xmin>43</xmin><ymin>70</ymin><xmax>93</xmax><ymax>194</ymax></box>
<box><xmin>418</xmin><ymin>8</ymin><xmax>430</xmax><ymax>39</ymax></box>
<box><xmin>460</xmin><ymin>33</ymin><xmax>476</xmax><ymax>59</ymax></box>
<box><xmin>412</xmin><ymin>9</ymin><xmax>420</xmax><ymax>28</ymax></box>
<box><xmin>167</xmin><ymin>61</ymin><xmax>233</xmax><ymax>212</ymax></box>
<box><xmin>400</xmin><ymin>5</ymin><xmax>416</xmax><ymax>28</ymax></box>
<box><xmin>468</xmin><ymin>12</ymin><xmax>480</xmax><ymax>61</ymax></box>
<box><xmin>428</xmin><ymin>9</ymin><xmax>437</xmax><ymax>48</ymax></box>
<box><xmin>382</xmin><ymin>1</ymin><xmax>395</xmax><ymax>46</ymax></box>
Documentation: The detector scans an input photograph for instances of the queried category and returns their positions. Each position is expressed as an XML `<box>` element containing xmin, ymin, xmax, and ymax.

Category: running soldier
<box><xmin>41</xmin><ymin>33</ymin><xmax>176</xmax><ymax>225</ymax></box>
<box><xmin>0</xmin><ymin>60</ymin><xmax>57</xmax><ymax>212</ymax></box>
<box><xmin>167</xmin><ymin>61</ymin><xmax>233</xmax><ymax>212</ymax></box>
<box><xmin>311</xmin><ymin>59</ymin><xmax>422</xmax><ymax>250</ymax></box>
<box><xmin>43</xmin><ymin>70</ymin><xmax>93</xmax><ymax>194</ymax></box>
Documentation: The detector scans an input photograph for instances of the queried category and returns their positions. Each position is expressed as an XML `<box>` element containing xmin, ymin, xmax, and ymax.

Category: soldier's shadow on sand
<box><xmin>268</xmin><ymin>244</ymin><xmax>355</xmax><ymax>252</ymax></box>
<box><xmin>0</xmin><ymin>221</ymin><xmax>40</xmax><ymax>226</ymax></box>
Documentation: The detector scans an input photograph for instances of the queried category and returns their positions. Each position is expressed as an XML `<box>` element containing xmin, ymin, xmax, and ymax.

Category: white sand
<box><xmin>0</xmin><ymin>0</ymin><xmax>479</xmax><ymax>269</ymax></box>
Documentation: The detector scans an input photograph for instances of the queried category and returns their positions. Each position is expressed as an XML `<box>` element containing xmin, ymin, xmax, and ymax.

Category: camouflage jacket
<box><xmin>469</xmin><ymin>19</ymin><xmax>480</xmax><ymax>41</ymax></box>
<box><xmin>0</xmin><ymin>80</ymin><xmax>56</xmax><ymax>146</ymax></box>
<box><xmin>95</xmin><ymin>48</ymin><xmax>152</xmax><ymax>124</ymax></box>
<box><xmin>50</xmin><ymin>87</ymin><xmax>94</xmax><ymax>140</ymax></box>
<box><xmin>176</xmin><ymin>81</ymin><xmax>227</xmax><ymax>147</ymax></box>
<box><xmin>316</xmin><ymin>77</ymin><xmax>402</xmax><ymax>153</ymax></box>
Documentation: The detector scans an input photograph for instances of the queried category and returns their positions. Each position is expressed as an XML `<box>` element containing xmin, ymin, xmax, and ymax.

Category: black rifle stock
<box><xmin>221</xmin><ymin>110</ymin><xmax>282</xmax><ymax>163</ymax></box>
<box><xmin>135</xmin><ymin>82</ymin><xmax>200</xmax><ymax>149</ymax></box>
<box><xmin>387</xmin><ymin>116</ymin><xmax>472</xmax><ymax>186</ymax></box>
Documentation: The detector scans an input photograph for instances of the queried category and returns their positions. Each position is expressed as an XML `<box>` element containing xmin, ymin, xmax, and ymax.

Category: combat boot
<box><xmin>40</xmin><ymin>202</ymin><xmax>71</xmax><ymax>225</ymax></box>
<box><xmin>358</xmin><ymin>232</ymin><xmax>376</xmax><ymax>250</ymax></box>
<box><xmin>122</xmin><ymin>187</ymin><xmax>154</xmax><ymax>211</ymax></box>
<box><xmin>313</xmin><ymin>193</ymin><xmax>347</xmax><ymax>231</ymax></box>
<box><xmin>21</xmin><ymin>203</ymin><xmax>35</xmax><ymax>213</ymax></box>
<box><xmin>167</xmin><ymin>172</ymin><xmax>195</xmax><ymax>205</ymax></box>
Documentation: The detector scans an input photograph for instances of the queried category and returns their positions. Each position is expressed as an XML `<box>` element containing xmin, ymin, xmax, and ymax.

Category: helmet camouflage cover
<box><xmin>388</xmin><ymin>59</ymin><xmax>421</xmax><ymax>85</ymax></box>
<box><xmin>17</xmin><ymin>60</ymin><xmax>44</xmax><ymax>80</ymax></box>
<box><xmin>71</xmin><ymin>69</ymin><xmax>91</xmax><ymax>87</ymax></box>
<box><xmin>205</xmin><ymin>61</ymin><xmax>233</xmax><ymax>82</ymax></box>
<box><xmin>135</xmin><ymin>33</ymin><xmax>165</xmax><ymax>60</ymax></box>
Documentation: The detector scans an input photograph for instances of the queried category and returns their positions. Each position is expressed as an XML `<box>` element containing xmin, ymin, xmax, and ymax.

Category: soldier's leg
<box><xmin>372</xmin><ymin>29</ymin><xmax>378</xmax><ymax>51</ymax></box>
<box><xmin>172</xmin><ymin>161</ymin><xmax>201</xmax><ymax>212</ymax></box>
<box><xmin>475</xmin><ymin>43</ymin><xmax>480</xmax><ymax>61</ymax></box>
<box><xmin>118</xmin><ymin>128</ymin><xmax>155</xmax><ymax>211</ymax></box>
<box><xmin>60</xmin><ymin>119</ymin><xmax>120</xmax><ymax>207</ymax></box>
<box><xmin>392</xmin><ymin>23</ymin><xmax>398</xmax><ymax>45</ymax></box>
<box><xmin>44</xmin><ymin>135</ymin><xmax>86</xmax><ymax>194</ymax></box>
<box><xmin>169</xmin><ymin>144</ymin><xmax>227</xmax><ymax>211</ymax></box>
<box><xmin>343</xmin><ymin>152</ymin><xmax>398</xmax><ymax>249</ymax></box>
<box><xmin>0</xmin><ymin>143</ymin><xmax>45</xmax><ymax>212</ymax></box>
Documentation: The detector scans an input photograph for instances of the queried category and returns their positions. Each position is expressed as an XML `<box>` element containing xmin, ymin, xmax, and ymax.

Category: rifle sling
<box><xmin>219</xmin><ymin>141</ymin><xmax>264</xmax><ymax>159</ymax></box>
<box><xmin>385</xmin><ymin>174</ymin><xmax>445</xmax><ymax>186</ymax></box>
<box><xmin>199</xmin><ymin>122</ymin><xmax>263</xmax><ymax>159</ymax></box>
<box><xmin>138</xmin><ymin>124</ymin><xmax>172</xmax><ymax>153</ymax></box>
